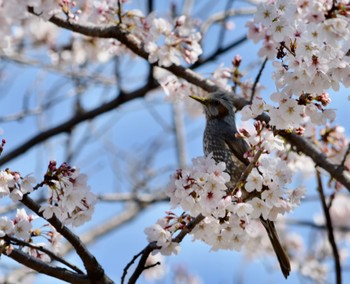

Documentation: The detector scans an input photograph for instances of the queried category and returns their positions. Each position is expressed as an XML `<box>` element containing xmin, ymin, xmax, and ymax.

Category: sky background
<box><xmin>1</xmin><ymin>0</ymin><xmax>350</xmax><ymax>283</ymax></box>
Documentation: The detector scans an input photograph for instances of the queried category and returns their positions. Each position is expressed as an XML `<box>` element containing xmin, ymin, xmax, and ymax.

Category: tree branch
<box><xmin>0</xmin><ymin>82</ymin><xmax>155</xmax><ymax>166</ymax></box>
<box><xmin>20</xmin><ymin>194</ymin><xmax>113</xmax><ymax>284</ymax></box>
<box><xmin>287</xmin><ymin>218</ymin><xmax>350</xmax><ymax>232</ymax></box>
<box><xmin>279</xmin><ymin>131</ymin><xmax>350</xmax><ymax>190</ymax></box>
<box><xmin>6</xmin><ymin>11</ymin><xmax>348</xmax><ymax>196</ymax></box>
<box><xmin>7</xmin><ymin>247</ymin><xmax>90</xmax><ymax>284</ymax></box>
<box><xmin>125</xmin><ymin>214</ymin><xmax>205</xmax><ymax>283</ymax></box>
<box><xmin>250</xmin><ymin>57</ymin><xmax>268</xmax><ymax>103</ymax></box>
<box><xmin>316</xmin><ymin>170</ymin><xmax>342</xmax><ymax>284</ymax></box>
<box><xmin>5</xmin><ymin>235</ymin><xmax>83</xmax><ymax>274</ymax></box>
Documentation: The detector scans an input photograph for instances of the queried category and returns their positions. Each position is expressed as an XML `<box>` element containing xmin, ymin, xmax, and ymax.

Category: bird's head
<box><xmin>189</xmin><ymin>92</ymin><xmax>236</xmax><ymax>120</ymax></box>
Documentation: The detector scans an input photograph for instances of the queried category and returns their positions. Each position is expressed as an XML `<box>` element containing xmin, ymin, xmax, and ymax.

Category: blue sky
<box><xmin>1</xmin><ymin>1</ymin><xmax>350</xmax><ymax>283</ymax></box>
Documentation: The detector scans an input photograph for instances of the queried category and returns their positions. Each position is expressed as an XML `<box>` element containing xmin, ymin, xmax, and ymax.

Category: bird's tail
<box><xmin>260</xmin><ymin>217</ymin><xmax>291</xmax><ymax>278</ymax></box>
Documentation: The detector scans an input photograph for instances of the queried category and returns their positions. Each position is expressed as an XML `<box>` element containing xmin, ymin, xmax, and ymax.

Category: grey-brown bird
<box><xmin>190</xmin><ymin>92</ymin><xmax>291</xmax><ymax>278</ymax></box>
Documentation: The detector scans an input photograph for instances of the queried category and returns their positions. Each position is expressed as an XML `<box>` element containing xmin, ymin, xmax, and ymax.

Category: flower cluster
<box><xmin>0</xmin><ymin>160</ymin><xmax>95</xmax><ymax>227</ymax></box>
<box><xmin>143</xmin><ymin>15</ymin><xmax>202</xmax><ymax>66</ymax></box>
<box><xmin>144</xmin><ymin>212</ymin><xmax>183</xmax><ymax>256</ymax></box>
<box><xmin>0</xmin><ymin>0</ymin><xmax>202</xmax><ymax>66</ymax></box>
<box><xmin>0</xmin><ymin>158</ymin><xmax>95</xmax><ymax>262</ymax></box>
<box><xmin>318</xmin><ymin>125</ymin><xmax>350</xmax><ymax>166</ymax></box>
<box><xmin>0</xmin><ymin>209</ymin><xmax>62</xmax><ymax>262</ymax></box>
<box><xmin>145</xmin><ymin>135</ymin><xmax>305</xmax><ymax>255</ymax></box>
<box><xmin>39</xmin><ymin>161</ymin><xmax>96</xmax><ymax>227</ymax></box>
<box><xmin>117</xmin><ymin>11</ymin><xmax>203</xmax><ymax>66</ymax></box>
<box><xmin>0</xmin><ymin>170</ymin><xmax>35</xmax><ymax>201</ymax></box>
<box><xmin>155</xmin><ymin>71</ymin><xmax>208</xmax><ymax>117</ymax></box>
<box><xmin>244</xmin><ymin>0</ymin><xmax>350</xmax><ymax>130</ymax></box>
<box><xmin>0</xmin><ymin>209</ymin><xmax>35</xmax><ymax>241</ymax></box>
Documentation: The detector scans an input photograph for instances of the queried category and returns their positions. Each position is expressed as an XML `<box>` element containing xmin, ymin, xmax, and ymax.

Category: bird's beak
<box><xmin>189</xmin><ymin>95</ymin><xmax>208</xmax><ymax>105</ymax></box>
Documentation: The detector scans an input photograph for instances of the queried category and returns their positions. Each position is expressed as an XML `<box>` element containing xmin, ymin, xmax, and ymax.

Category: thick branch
<box><xmin>2</xmin><ymin>13</ymin><xmax>248</xmax><ymax>166</ymax></box>
<box><xmin>5</xmin><ymin>235</ymin><xmax>83</xmax><ymax>274</ymax></box>
<box><xmin>7</xmin><ymin>198</ymin><xmax>167</xmax><ymax>283</ymax></box>
<box><xmin>20</xmin><ymin>194</ymin><xmax>113</xmax><ymax>284</ymax></box>
<box><xmin>45</xmin><ymin>14</ymin><xmax>217</xmax><ymax>92</ymax></box>
<box><xmin>279</xmin><ymin>131</ymin><xmax>350</xmax><ymax>190</ymax></box>
<box><xmin>0</xmin><ymin>83</ymin><xmax>154</xmax><ymax>166</ymax></box>
<box><xmin>7</xmin><ymin>248</ymin><xmax>90</xmax><ymax>284</ymax></box>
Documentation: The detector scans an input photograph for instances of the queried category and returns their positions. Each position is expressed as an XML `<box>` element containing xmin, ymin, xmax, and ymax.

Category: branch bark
<box><xmin>0</xmin><ymin>82</ymin><xmax>155</xmax><ymax>166</ymax></box>
<box><xmin>125</xmin><ymin>214</ymin><xmax>205</xmax><ymax>283</ymax></box>
<box><xmin>20</xmin><ymin>194</ymin><xmax>113</xmax><ymax>284</ymax></box>
<box><xmin>7</xmin><ymin>248</ymin><xmax>90</xmax><ymax>284</ymax></box>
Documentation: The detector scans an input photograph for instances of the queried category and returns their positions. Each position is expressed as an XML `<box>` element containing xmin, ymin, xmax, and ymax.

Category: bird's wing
<box><xmin>224</xmin><ymin>134</ymin><xmax>250</xmax><ymax>166</ymax></box>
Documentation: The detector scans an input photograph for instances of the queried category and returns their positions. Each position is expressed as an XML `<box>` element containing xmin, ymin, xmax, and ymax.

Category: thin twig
<box><xmin>117</xmin><ymin>0</ymin><xmax>123</xmax><ymax>24</ymax></box>
<box><xmin>126</xmin><ymin>242</ymin><xmax>159</xmax><ymax>284</ymax></box>
<box><xmin>316</xmin><ymin>170</ymin><xmax>342</xmax><ymax>284</ymax></box>
<box><xmin>190</xmin><ymin>35</ymin><xmax>247</xmax><ymax>69</ymax></box>
<box><xmin>287</xmin><ymin>218</ymin><xmax>350</xmax><ymax>232</ymax></box>
<box><xmin>126</xmin><ymin>214</ymin><xmax>204</xmax><ymax>283</ymax></box>
<box><xmin>121</xmin><ymin>248</ymin><xmax>146</xmax><ymax>284</ymax></box>
<box><xmin>215</xmin><ymin>0</ymin><xmax>235</xmax><ymax>51</ymax></box>
<box><xmin>144</xmin><ymin>261</ymin><xmax>161</xmax><ymax>270</ymax></box>
<box><xmin>250</xmin><ymin>57</ymin><xmax>268</xmax><ymax>103</ymax></box>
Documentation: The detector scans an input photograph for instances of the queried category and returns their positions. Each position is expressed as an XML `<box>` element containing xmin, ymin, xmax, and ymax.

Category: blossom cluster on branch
<box><xmin>0</xmin><ymin>153</ymin><xmax>95</xmax><ymax>262</ymax></box>
<box><xmin>244</xmin><ymin>0</ymin><xmax>350</xmax><ymax>131</ymax></box>
<box><xmin>0</xmin><ymin>0</ymin><xmax>349</xmax><ymax>283</ymax></box>
<box><xmin>145</xmin><ymin>123</ymin><xmax>306</xmax><ymax>258</ymax></box>
<box><xmin>1</xmin><ymin>1</ymin><xmax>202</xmax><ymax>69</ymax></box>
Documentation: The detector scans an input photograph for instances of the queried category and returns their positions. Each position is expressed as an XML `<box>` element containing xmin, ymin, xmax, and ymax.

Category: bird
<box><xmin>189</xmin><ymin>92</ymin><xmax>291</xmax><ymax>278</ymax></box>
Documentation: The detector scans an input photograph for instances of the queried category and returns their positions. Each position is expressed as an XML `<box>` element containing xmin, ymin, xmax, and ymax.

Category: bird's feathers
<box><xmin>224</xmin><ymin>135</ymin><xmax>250</xmax><ymax>166</ymax></box>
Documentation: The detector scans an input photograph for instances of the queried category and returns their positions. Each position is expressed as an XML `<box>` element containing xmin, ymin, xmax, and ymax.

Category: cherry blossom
<box><xmin>0</xmin><ymin>217</ymin><xmax>14</xmax><ymax>237</ymax></box>
<box><xmin>147</xmin><ymin>147</ymin><xmax>304</xmax><ymax>255</ymax></box>
<box><xmin>39</xmin><ymin>162</ymin><xmax>96</xmax><ymax>227</ymax></box>
<box><xmin>0</xmin><ymin>170</ymin><xmax>15</xmax><ymax>198</ymax></box>
<box><xmin>246</xmin><ymin>0</ymin><xmax>350</xmax><ymax>130</ymax></box>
